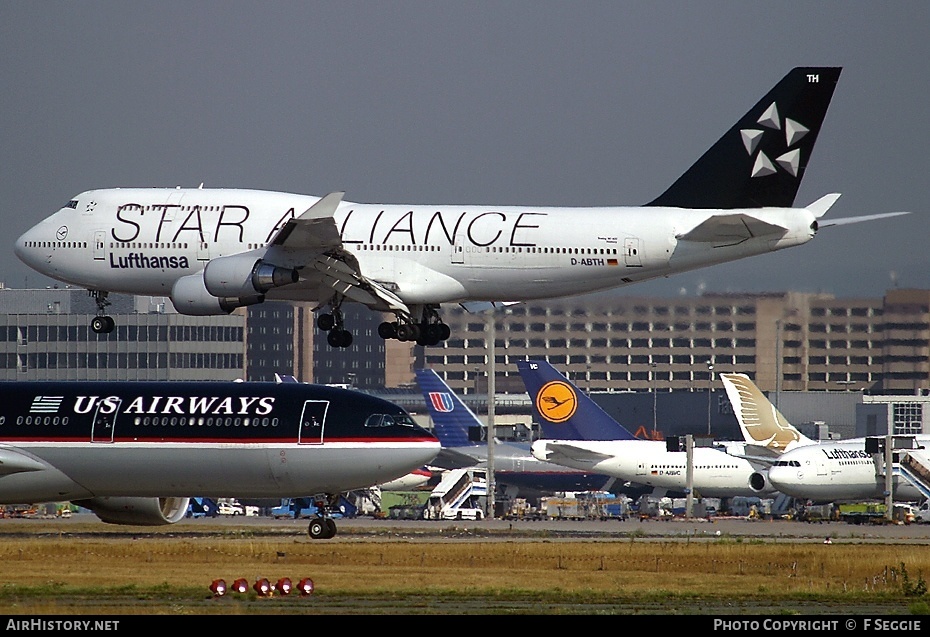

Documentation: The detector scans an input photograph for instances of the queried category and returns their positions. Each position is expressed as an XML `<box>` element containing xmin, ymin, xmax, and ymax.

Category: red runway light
<box><xmin>253</xmin><ymin>577</ymin><xmax>272</xmax><ymax>596</ymax></box>
<box><xmin>297</xmin><ymin>577</ymin><xmax>314</xmax><ymax>596</ymax></box>
<box><xmin>275</xmin><ymin>577</ymin><xmax>292</xmax><ymax>595</ymax></box>
<box><xmin>231</xmin><ymin>578</ymin><xmax>249</xmax><ymax>594</ymax></box>
<box><xmin>209</xmin><ymin>579</ymin><xmax>227</xmax><ymax>596</ymax></box>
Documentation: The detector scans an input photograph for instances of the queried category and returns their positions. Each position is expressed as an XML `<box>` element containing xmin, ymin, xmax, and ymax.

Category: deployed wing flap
<box><xmin>675</xmin><ymin>213</ymin><xmax>788</xmax><ymax>245</ymax></box>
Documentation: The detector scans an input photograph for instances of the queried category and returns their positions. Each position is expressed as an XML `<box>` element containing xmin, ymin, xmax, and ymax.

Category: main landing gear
<box><xmin>89</xmin><ymin>290</ymin><xmax>115</xmax><ymax>334</ymax></box>
<box><xmin>316</xmin><ymin>308</ymin><xmax>353</xmax><ymax>348</ymax></box>
<box><xmin>307</xmin><ymin>495</ymin><xmax>340</xmax><ymax>539</ymax></box>
<box><xmin>316</xmin><ymin>302</ymin><xmax>451</xmax><ymax>348</ymax></box>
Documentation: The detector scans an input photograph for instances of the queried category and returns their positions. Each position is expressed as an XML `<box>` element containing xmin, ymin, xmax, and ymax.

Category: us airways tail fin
<box><xmin>516</xmin><ymin>360</ymin><xmax>636</xmax><ymax>441</ymax></box>
<box><xmin>720</xmin><ymin>372</ymin><xmax>815</xmax><ymax>453</ymax></box>
<box><xmin>414</xmin><ymin>368</ymin><xmax>483</xmax><ymax>449</ymax></box>
<box><xmin>647</xmin><ymin>67</ymin><xmax>841</xmax><ymax>209</ymax></box>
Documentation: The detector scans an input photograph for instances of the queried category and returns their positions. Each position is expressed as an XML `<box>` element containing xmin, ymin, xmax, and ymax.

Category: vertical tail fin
<box><xmin>720</xmin><ymin>372</ymin><xmax>815</xmax><ymax>452</ymax></box>
<box><xmin>516</xmin><ymin>360</ymin><xmax>636</xmax><ymax>441</ymax></box>
<box><xmin>414</xmin><ymin>369</ymin><xmax>483</xmax><ymax>448</ymax></box>
<box><xmin>646</xmin><ymin>67</ymin><xmax>841</xmax><ymax>209</ymax></box>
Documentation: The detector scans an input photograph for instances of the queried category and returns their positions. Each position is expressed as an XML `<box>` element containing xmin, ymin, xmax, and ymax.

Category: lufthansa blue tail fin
<box><xmin>516</xmin><ymin>360</ymin><xmax>636</xmax><ymax>441</ymax></box>
<box><xmin>414</xmin><ymin>368</ymin><xmax>482</xmax><ymax>448</ymax></box>
<box><xmin>646</xmin><ymin>67</ymin><xmax>841</xmax><ymax>209</ymax></box>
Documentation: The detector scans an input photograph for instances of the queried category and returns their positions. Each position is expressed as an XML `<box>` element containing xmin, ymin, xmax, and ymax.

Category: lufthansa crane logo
<box><xmin>536</xmin><ymin>381</ymin><xmax>577</xmax><ymax>423</ymax></box>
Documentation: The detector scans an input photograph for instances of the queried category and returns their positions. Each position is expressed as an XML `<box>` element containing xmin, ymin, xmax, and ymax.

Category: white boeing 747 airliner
<box><xmin>14</xmin><ymin>67</ymin><xmax>910</xmax><ymax>347</ymax></box>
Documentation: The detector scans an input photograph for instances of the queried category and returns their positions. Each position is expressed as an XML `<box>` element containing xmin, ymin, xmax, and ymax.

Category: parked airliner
<box><xmin>721</xmin><ymin>372</ymin><xmax>930</xmax><ymax>502</ymax></box>
<box><xmin>0</xmin><ymin>380</ymin><xmax>439</xmax><ymax>538</ymax></box>
<box><xmin>14</xmin><ymin>67</ymin><xmax>910</xmax><ymax>347</ymax></box>
<box><xmin>517</xmin><ymin>360</ymin><xmax>779</xmax><ymax>498</ymax></box>
<box><xmin>415</xmin><ymin>368</ymin><xmax>621</xmax><ymax>499</ymax></box>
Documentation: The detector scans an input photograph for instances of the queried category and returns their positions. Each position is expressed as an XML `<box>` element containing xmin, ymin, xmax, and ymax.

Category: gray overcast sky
<box><xmin>1</xmin><ymin>1</ymin><xmax>927</xmax><ymax>300</ymax></box>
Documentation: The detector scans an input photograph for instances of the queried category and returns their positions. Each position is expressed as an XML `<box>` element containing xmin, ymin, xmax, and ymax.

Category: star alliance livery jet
<box><xmin>0</xmin><ymin>381</ymin><xmax>439</xmax><ymax>538</ymax></box>
<box><xmin>14</xmin><ymin>67</ymin><xmax>910</xmax><ymax>347</ymax></box>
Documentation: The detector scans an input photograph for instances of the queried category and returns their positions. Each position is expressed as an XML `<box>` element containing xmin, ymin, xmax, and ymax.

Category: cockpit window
<box><xmin>364</xmin><ymin>413</ymin><xmax>417</xmax><ymax>428</ymax></box>
<box><xmin>65</xmin><ymin>200</ymin><xmax>78</xmax><ymax>209</ymax></box>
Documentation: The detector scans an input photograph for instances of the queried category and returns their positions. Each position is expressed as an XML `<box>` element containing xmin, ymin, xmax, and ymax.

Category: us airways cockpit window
<box><xmin>365</xmin><ymin>413</ymin><xmax>417</xmax><ymax>428</ymax></box>
<box><xmin>65</xmin><ymin>200</ymin><xmax>77</xmax><ymax>209</ymax></box>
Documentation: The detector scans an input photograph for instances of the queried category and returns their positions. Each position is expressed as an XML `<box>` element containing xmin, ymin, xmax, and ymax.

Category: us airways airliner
<box><xmin>14</xmin><ymin>67</ymin><xmax>911</xmax><ymax>348</ymax></box>
<box><xmin>0</xmin><ymin>381</ymin><xmax>439</xmax><ymax>538</ymax></box>
<box><xmin>517</xmin><ymin>360</ymin><xmax>778</xmax><ymax>498</ymax></box>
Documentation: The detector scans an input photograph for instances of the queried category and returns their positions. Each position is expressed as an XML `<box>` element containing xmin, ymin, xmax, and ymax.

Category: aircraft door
<box><xmin>91</xmin><ymin>398</ymin><xmax>122</xmax><ymax>443</ymax></box>
<box><xmin>297</xmin><ymin>400</ymin><xmax>329</xmax><ymax>444</ymax></box>
<box><xmin>451</xmin><ymin>232</ymin><xmax>465</xmax><ymax>264</ymax></box>
<box><xmin>93</xmin><ymin>230</ymin><xmax>107</xmax><ymax>261</ymax></box>
<box><xmin>624</xmin><ymin>238</ymin><xmax>642</xmax><ymax>267</ymax></box>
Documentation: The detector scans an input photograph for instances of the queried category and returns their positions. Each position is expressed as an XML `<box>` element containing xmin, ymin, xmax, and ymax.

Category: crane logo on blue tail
<box><xmin>427</xmin><ymin>392</ymin><xmax>454</xmax><ymax>413</ymax></box>
<box><xmin>535</xmin><ymin>382</ymin><xmax>577</xmax><ymax>423</ymax></box>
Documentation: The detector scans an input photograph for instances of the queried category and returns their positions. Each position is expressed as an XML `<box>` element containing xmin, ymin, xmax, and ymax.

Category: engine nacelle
<box><xmin>749</xmin><ymin>470</ymin><xmax>774</xmax><ymax>494</ymax></box>
<box><xmin>170</xmin><ymin>273</ymin><xmax>264</xmax><ymax>316</ymax></box>
<box><xmin>72</xmin><ymin>497</ymin><xmax>190</xmax><ymax>526</ymax></box>
<box><xmin>203</xmin><ymin>252</ymin><xmax>298</xmax><ymax>298</ymax></box>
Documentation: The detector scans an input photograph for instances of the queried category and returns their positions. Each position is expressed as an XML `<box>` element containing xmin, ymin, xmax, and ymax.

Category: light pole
<box><xmin>706</xmin><ymin>360</ymin><xmax>714</xmax><ymax>436</ymax></box>
<box><xmin>651</xmin><ymin>362</ymin><xmax>657</xmax><ymax>435</ymax></box>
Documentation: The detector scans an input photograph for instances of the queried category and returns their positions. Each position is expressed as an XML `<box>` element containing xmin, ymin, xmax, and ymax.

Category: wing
<box><xmin>266</xmin><ymin>192</ymin><xmax>411</xmax><ymax>315</ymax></box>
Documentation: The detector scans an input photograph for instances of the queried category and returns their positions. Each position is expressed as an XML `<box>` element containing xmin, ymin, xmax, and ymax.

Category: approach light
<box><xmin>253</xmin><ymin>577</ymin><xmax>272</xmax><ymax>596</ymax></box>
<box><xmin>297</xmin><ymin>577</ymin><xmax>315</xmax><ymax>596</ymax></box>
<box><xmin>231</xmin><ymin>578</ymin><xmax>249</xmax><ymax>594</ymax></box>
<box><xmin>209</xmin><ymin>579</ymin><xmax>227</xmax><ymax>596</ymax></box>
<box><xmin>274</xmin><ymin>577</ymin><xmax>292</xmax><ymax>595</ymax></box>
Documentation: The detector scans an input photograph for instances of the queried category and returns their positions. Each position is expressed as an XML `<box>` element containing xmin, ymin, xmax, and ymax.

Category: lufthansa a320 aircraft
<box><xmin>14</xmin><ymin>67</ymin><xmax>910</xmax><ymax>348</ymax></box>
<box><xmin>0</xmin><ymin>381</ymin><xmax>439</xmax><ymax>539</ymax></box>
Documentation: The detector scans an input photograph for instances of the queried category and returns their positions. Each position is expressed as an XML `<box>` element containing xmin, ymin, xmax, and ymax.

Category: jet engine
<box><xmin>203</xmin><ymin>252</ymin><xmax>298</xmax><ymax>299</ymax></box>
<box><xmin>72</xmin><ymin>497</ymin><xmax>190</xmax><ymax>526</ymax></box>
<box><xmin>170</xmin><ymin>273</ymin><xmax>264</xmax><ymax>315</ymax></box>
<box><xmin>749</xmin><ymin>470</ymin><xmax>774</xmax><ymax>494</ymax></box>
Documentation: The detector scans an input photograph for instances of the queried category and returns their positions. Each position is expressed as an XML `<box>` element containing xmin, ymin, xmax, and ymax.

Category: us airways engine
<box><xmin>72</xmin><ymin>497</ymin><xmax>190</xmax><ymax>526</ymax></box>
<box><xmin>170</xmin><ymin>273</ymin><xmax>265</xmax><ymax>316</ymax></box>
<box><xmin>203</xmin><ymin>251</ymin><xmax>298</xmax><ymax>299</ymax></box>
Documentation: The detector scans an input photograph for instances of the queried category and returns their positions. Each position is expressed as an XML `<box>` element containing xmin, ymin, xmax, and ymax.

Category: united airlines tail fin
<box><xmin>720</xmin><ymin>372</ymin><xmax>815</xmax><ymax>453</ymax></box>
<box><xmin>646</xmin><ymin>67</ymin><xmax>841</xmax><ymax>209</ymax></box>
<box><xmin>516</xmin><ymin>360</ymin><xmax>636</xmax><ymax>441</ymax></box>
<box><xmin>414</xmin><ymin>368</ymin><xmax>483</xmax><ymax>448</ymax></box>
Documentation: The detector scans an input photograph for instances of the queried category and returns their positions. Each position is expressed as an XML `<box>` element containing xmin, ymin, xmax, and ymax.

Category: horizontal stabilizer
<box><xmin>805</xmin><ymin>193</ymin><xmax>841</xmax><ymax>218</ymax></box>
<box><xmin>818</xmin><ymin>210</ymin><xmax>912</xmax><ymax>228</ymax></box>
<box><xmin>542</xmin><ymin>442</ymin><xmax>612</xmax><ymax>464</ymax></box>
<box><xmin>675</xmin><ymin>213</ymin><xmax>787</xmax><ymax>244</ymax></box>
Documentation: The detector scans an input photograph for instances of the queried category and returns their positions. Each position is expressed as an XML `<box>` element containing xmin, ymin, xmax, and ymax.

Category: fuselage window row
<box><xmin>132</xmin><ymin>416</ymin><xmax>279</xmax><ymax>427</ymax></box>
<box><xmin>14</xmin><ymin>416</ymin><xmax>68</xmax><ymax>426</ymax></box>
<box><xmin>354</xmin><ymin>244</ymin><xmax>619</xmax><ymax>255</ymax></box>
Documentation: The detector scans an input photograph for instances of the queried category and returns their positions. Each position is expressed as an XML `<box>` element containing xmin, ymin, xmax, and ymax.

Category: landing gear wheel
<box><xmin>338</xmin><ymin>329</ymin><xmax>353</xmax><ymax>348</ymax></box>
<box><xmin>378</xmin><ymin>321</ymin><xmax>397</xmax><ymax>339</ymax></box>
<box><xmin>308</xmin><ymin>517</ymin><xmax>328</xmax><ymax>539</ymax></box>
<box><xmin>324</xmin><ymin>517</ymin><xmax>337</xmax><ymax>538</ymax></box>
<box><xmin>317</xmin><ymin>313</ymin><xmax>335</xmax><ymax>331</ymax></box>
<box><xmin>438</xmin><ymin>323</ymin><xmax>451</xmax><ymax>340</ymax></box>
<box><xmin>327</xmin><ymin>328</ymin><xmax>353</xmax><ymax>348</ymax></box>
<box><xmin>396</xmin><ymin>323</ymin><xmax>414</xmax><ymax>341</ymax></box>
<box><xmin>91</xmin><ymin>316</ymin><xmax>114</xmax><ymax>334</ymax></box>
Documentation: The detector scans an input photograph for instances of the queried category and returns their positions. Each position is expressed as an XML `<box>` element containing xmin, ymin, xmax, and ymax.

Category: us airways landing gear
<box><xmin>316</xmin><ymin>308</ymin><xmax>353</xmax><ymax>348</ymax></box>
<box><xmin>378</xmin><ymin>305</ymin><xmax>450</xmax><ymax>347</ymax></box>
<box><xmin>89</xmin><ymin>290</ymin><xmax>115</xmax><ymax>334</ymax></box>
<box><xmin>307</xmin><ymin>494</ymin><xmax>340</xmax><ymax>539</ymax></box>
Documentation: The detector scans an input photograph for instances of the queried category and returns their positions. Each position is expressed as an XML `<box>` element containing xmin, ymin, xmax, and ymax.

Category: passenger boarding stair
<box><xmin>895</xmin><ymin>450</ymin><xmax>930</xmax><ymax>502</ymax></box>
